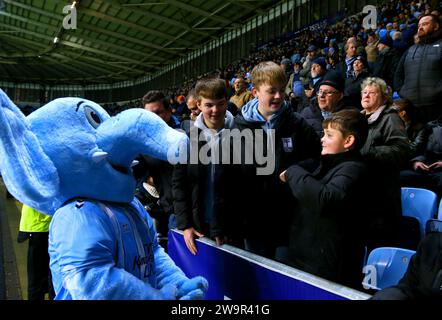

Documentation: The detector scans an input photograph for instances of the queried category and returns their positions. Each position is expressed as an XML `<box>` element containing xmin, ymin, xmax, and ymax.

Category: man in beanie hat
<box><xmin>301</xmin><ymin>71</ymin><xmax>357</xmax><ymax>137</ymax></box>
<box><xmin>280</xmin><ymin>58</ymin><xmax>293</xmax><ymax>78</ymax></box>
<box><xmin>304</xmin><ymin>57</ymin><xmax>328</xmax><ymax>104</ymax></box>
<box><xmin>373</xmin><ymin>35</ymin><xmax>401</xmax><ymax>88</ymax></box>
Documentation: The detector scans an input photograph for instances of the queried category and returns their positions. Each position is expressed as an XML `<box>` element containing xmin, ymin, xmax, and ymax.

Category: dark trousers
<box><xmin>27</xmin><ymin>232</ymin><xmax>54</xmax><ymax>300</ymax></box>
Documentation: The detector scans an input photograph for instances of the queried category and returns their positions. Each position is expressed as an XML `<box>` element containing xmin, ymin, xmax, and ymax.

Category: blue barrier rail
<box><xmin>168</xmin><ymin>229</ymin><xmax>371</xmax><ymax>300</ymax></box>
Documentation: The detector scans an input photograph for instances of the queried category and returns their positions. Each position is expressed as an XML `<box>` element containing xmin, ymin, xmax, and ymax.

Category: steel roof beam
<box><xmin>2</xmin><ymin>0</ymin><xmax>188</xmax><ymax>57</ymax></box>
<box><xmin>0</xmin><ymin>23</ymin><xmax>156</xmax><ymax>68</ymax></box>
<box><xmin>163</xmin><ymin>0</ymin><xmax>233</xmax><ymax>25</ymax></box>
<box><xmin>0</xmin><ymin>12</ymin><xmax>161</xmax><ymax>61</ymax></box>
<box><xmin>104</xmin><ymin>0</ymin><xmax>210</xmax><ymax>37</ymax></box>
<box><xmin>80</xmin><ymin>7</ymin><xmax>193</xmax><ymax>47</ymax></box>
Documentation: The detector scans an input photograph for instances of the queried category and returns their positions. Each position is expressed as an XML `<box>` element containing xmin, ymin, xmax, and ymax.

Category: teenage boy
<box><xmin>234</xmin><ymin>61</ymin><xmax>321</xmax><ymax>259</ymax></box>
<box><xmin>172</xmin><ymin>77</ymin><xmax>241</xmax><ymax>255</ymax></box>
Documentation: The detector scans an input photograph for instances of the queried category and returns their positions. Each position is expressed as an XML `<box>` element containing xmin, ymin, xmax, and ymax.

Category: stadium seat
<box><xmin>401</xmin><ymin>187</ymin><xmax>438</xmax><ymax>240</ymax></box>
<box><xmin>362</xmin><ymin>247</ymin><xmax>415</xmax><ymax>291</ymax></box>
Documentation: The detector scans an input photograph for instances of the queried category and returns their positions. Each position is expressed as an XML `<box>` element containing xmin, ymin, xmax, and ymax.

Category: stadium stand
<box><xmin>1</xmin><ymin>0</ymin><xmax>442</xmax><ymax>301</ymax></box>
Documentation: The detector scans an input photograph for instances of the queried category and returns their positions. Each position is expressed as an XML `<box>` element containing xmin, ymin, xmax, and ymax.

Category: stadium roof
<box><xmin>0</xmin><ymin>0</ymin><xmax>277</xmax><ymax>85</ymax></box>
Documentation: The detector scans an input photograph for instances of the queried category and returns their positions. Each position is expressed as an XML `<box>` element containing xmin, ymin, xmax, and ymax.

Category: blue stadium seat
<box><xmin>362</xmin><ymin>247</ymin><xmax>415</xmax><ymax>290</ymax></box>
<box><xmin>401</xmin><ymin>187</ymin><xmax>438</xmax><ymax>239</ymax></box>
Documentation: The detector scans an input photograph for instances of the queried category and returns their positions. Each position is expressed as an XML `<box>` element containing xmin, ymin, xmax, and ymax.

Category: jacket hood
<box><xmin>194</xmin><ymin>110</ymin><xmax>235</xmax><ymax>132</ymax></box>
<box><xmin>240</xmin><ymin>98</ymin><xmax>289</xmax><ymax>130</ymax></box>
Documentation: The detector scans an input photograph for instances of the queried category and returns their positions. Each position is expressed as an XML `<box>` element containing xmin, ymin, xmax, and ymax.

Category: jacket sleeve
<box><xmin>409</xmin><ymin>125</ymin><xmax>428</xmax><ymax>159</ymax></box>
<box><xmin>297</xmin><ymin>115</ymin><xmax>322</xmax><ymax>160</ymax></box>
<box><xmin>284</xmin><ymin>162</ymin><xmax>365</xmax><ymax>217</ymax></box>
<box><xmin>50</xmin><ymin>204</ymin><xmax>176</xmax><ymax>300</ymax></box>
<box><xmin>172</xmin><ymin>164</ymin><xmax>192</xmax><ymax>230</ymax></box>
<box><xmin>394</xmin><ymin>49</ymin><xmax>406</xmax><ymax>92</ymax></box>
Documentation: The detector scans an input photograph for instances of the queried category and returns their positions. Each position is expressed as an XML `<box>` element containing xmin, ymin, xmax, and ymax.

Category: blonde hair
<box><xmin>345</xmin><ymin>38</ymin><xmax>358</xmax><ymax>51</ymax></box>
<box><xmin>361</xmin><ymin>77</ymin><xmax>392</xmax><ymax>105</ymax></box>
<box><xmin>251</xmin><ymin>61</ymin><xmax>287</xmax><ymax>90</ymax></box>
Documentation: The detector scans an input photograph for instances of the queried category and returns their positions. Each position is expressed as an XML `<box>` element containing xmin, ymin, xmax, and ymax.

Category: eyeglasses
<box><xmin>317</xmin><ymin>89</ymin><xmax>338</xmax><ymax>97</ymax></box>
<box><xmin>361</xmin><ymin>91</ymin><xmax>379</xmax><ymax>97</ymax></box>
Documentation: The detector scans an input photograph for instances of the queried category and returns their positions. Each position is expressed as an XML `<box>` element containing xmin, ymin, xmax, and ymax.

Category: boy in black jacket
<box><xmin>280</xmin><ymin>109</ymin><xmax>370</xmax><ymax>289</ymax></box>
<box><xmin>235</xmin><ymin>61</ymin><xmax>321</xmax><ymax>259</ymax></box>
<box><xmin>172</xmin><ymin>77</ymin><xmax>241</xmax><ymax>255</ymax></box>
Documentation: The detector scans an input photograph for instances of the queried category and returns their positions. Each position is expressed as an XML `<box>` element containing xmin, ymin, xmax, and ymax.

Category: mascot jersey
<box><xmin>0</xmin><ymin>89</ymin><xmax>208</xmax><ymax>300</ymax></box>
<box><xmin>50</xmin><ymin>198</ymin><xmax>190</xmax><ymax>300</ymax></box>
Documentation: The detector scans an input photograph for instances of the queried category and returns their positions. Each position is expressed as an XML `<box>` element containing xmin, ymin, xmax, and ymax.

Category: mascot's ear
<box><xmin>0</xmin><ymin>89</ymin><xmax>60</xmax><ymax>215</ymax></box>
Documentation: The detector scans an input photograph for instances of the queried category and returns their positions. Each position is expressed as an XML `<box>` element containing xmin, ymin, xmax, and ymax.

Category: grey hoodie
<box><xmin>192</xmin><ymin>110</ymin><xmax>235</xmax><ymax>225</ymax></box>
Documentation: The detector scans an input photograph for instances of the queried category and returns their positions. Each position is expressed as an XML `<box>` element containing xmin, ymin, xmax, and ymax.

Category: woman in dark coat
<box><xmin>279</xmin><ymin>109</ymin><xmax>370</xmax><ymax>289</ymax></box>
<box><xmin>359</xmin><ymin>77</ymin><xmax>411</xmax><ymax>251</ymax></box>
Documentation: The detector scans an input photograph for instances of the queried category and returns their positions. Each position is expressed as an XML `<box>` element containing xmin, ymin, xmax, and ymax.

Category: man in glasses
<box><xmin>300</xmin><ymin>71</ymin><xmax>356</xmax><ymax>137</ymax></box>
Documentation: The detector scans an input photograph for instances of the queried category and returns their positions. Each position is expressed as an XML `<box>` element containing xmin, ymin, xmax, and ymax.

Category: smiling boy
<box><xmin>279</xmin><ymin>109</ymin><xmax>370</xmax><ymax>289</ymax></box>
<box><xmin>173</xmin><ymin>77</ymin><xmax>241</xmax><ymax>255</ymax></box>
<box><xmin>234</xmin><ymin>61</ymin><xmax>321</xmax><ymax>259</ymax></box>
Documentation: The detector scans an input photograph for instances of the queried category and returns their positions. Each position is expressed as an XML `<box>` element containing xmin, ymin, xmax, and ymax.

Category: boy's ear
<box><xmin>252</xmin><ymin>87</ymin><xmax>258</xmax><ymax>97</ymax></box>
<box><xmin>196</xmin><ymin>99</ymin><xmax>203</xmax><ymax>111</ymax></box>
<box><xmin>344</xmin><ymin>134</ymin><xmax>355</xmax><ymax>150</ymax></box>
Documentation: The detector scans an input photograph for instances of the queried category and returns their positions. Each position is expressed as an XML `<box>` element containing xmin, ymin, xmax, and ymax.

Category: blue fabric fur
<box><xmin>0</xmin><ymin>89</ymin><xmax>208</xmax><ymax>300</ymax></box>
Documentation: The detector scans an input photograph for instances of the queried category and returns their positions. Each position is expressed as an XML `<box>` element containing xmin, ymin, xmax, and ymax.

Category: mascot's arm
<box><xmin>137</xmin><ymin>202</ymin><xmax>208</xmax><ymax>300</ymax></box>
<box><xmin>51</xmin><ymin>203</ymin><xmax>176</xmax><ymax>300</ymax></box>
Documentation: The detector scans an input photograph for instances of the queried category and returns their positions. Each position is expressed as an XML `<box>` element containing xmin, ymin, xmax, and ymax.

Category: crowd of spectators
<box><xmin>131</xmin><ymin>0</ymin><xmax>442</xmax><ymax>295</ymax></box>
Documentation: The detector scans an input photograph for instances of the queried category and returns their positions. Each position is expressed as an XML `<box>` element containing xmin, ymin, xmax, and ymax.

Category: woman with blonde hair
<box><xmin>359</xmin><ymin>77</ymin><xmax>411</xmax><ymax>251</ymax></box>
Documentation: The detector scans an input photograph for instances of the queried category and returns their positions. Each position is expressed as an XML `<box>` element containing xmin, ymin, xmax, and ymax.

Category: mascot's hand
<box><xmin>177</xmin><ymin>276</ymin><xmax>208</xmax><ymax>300</ymax></box>
<box><xmin>179</xmin><ymin>289</ymin><xmax>205</xmax><ymax>300</ymax></box>
<box><xmin>159</xmin><ymin>283</ymin><xmax>178</xmax><ymax>300</ymax></box>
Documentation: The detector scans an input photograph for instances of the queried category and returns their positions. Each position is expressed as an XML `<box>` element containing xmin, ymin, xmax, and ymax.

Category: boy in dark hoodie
<box><xmin>234</xmin><ymin>61</ymin><xmax>321</xmax><ymax>259</ymax></box>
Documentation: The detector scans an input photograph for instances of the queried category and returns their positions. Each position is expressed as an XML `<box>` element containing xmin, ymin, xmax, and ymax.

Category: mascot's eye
<box><xmin>84</xmin><ymin>106</ymin><xmax>102</xmax><ymax>128</ymax></box>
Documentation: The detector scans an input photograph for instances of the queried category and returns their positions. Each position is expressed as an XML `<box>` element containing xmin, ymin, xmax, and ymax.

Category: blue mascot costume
<box><xmin>0</xmin><ymin>89</ymin><xmax>208</xmax><ymax>300</ymax></box>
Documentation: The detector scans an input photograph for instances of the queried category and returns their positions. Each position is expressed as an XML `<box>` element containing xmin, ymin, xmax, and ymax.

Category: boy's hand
<box><xmin>279</xmin><ymin>170</ymin><xmax>287</xmax><ymax>182</ymax></box>
<box><xmin>215</xmin><ymin>235</ymin><xmax>228</xmax><ymax>246</ymax></box>
<box><xmin>183</xmin><ymin>227</ymin><xmax>204</xmax><ymax>255</ymax></box>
